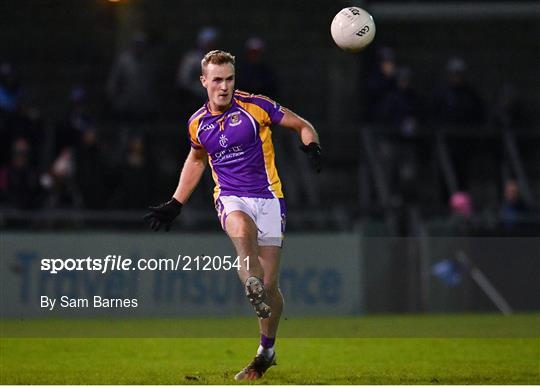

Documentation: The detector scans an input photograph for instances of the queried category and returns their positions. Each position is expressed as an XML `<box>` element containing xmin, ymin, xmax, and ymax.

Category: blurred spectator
<box><xmin>499</xmin><ymin>179</ymin><xmax>529</xmax><ymax>228</ymax></box>
<box><xmin>3</xmin><ymin>108</ymin><xmax>45</xmax><ymax>171</ymax></box>
<box><xmin>55</xmin><ymin>85</ymin><xmax>110</xmax><ymax>209</ymax></box>
<box><xmin>106</xmin><ymin>31</ymin><xmax>158</xmax><ymax>122</ymax></box>
<box><xmin>371</xmin><ymin>66</ymin><xmax>425</xmax><ymax>213</ymax></box>
<box><xmin>432</xmin><ymin>58</ymin><xmax>491</xmax><ymax>200</ymax></box>
<box><xmin>75</xmin><ymin>127</ymin><xmax>107</xmax><ymax>209</ymax></box>
<box><xmin>6</xmin><ymin>138</ymin><xmax>41</xmax><ymax>209</ymax></box>
<box><xmin>176</xmin><ymin>27</ymin><xmax>218</xmax><ymax>111</ymax></box>
<box><xmin>429</xmin><ymin>57</ymin><xmax>484</xmax><ymax>125</ymax></box>
<box><xmin>54</xmin><ymin>85</ymin><xmax>94</xmax><ymax>157</ymax></box>
<box><xmin>37</xmin><ymin>84</ymin><xmax>97</xmax><ymax>209</ymax></box>
<box><xmin>110</xmin><ymin>134</ymin><xmax>153</xmax><ymax>209</ymax></box>
<box><xmin>490</xmin><ymin>83</ymin><xmax>525</xmax><ymax>129</ymax></box>
<box><xmin>374</xmin><ymin>66</ymin><xmax>422</xmax><ymax>136</ymax></box>
<box><xmin>0</xmin><ymin>62</ymin><xmax>21</xmax><ymax>114</ymax></box>
<box><xmin>236</xmin><ymin>37</ymin><xmax>278</xmax><ymax>97</ymax></box>
<box><xmin>446</xmin><ymin>191</ymin><xmax>474</xmax><ymax>233</ymax></box>
<box><xmin>365</xmin><ymin>47</ymin><xmax>397</xmax><ymax>122</ymax></box>
<box><xmin>0</xmin><ymin>63</ymin><xmax>45</xmax><ymax>170</ymax></box>
<box><xmin>41</xmin><ymin>147</ymin><xmax>81</xmax><ymax>209</ymax></box>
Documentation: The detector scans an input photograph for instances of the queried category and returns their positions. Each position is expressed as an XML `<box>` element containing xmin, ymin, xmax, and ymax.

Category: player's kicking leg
<box><xmin>225</xmin><ymin>211</ymin><xmax>271</xmax><ymax>318</ymax></box>
<box><xmin>235</xmin><ymin>245</ymin><xmax>282</xmax><ymax>380</ymax></box>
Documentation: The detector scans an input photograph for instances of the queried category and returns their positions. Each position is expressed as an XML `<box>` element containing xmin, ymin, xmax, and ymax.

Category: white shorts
<box><xmin>215</xmin><ymin>196</ymin><xmax>286</xmax><ymax>247</ymax></box>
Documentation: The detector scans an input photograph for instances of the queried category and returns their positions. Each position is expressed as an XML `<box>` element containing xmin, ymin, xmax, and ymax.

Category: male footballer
<box><xmin>144</xmin><ymin>50</ymin><xmax>321</xmax><ymax>380</ymax></box>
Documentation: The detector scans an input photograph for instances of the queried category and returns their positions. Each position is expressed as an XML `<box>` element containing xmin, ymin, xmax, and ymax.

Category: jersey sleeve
<box><xmin>253</xmin><ymin>95</ymin><xmax>285</xmax><ymax>125</ymax></box>
<box><xmin>187</xmin><ymin>119</ymin><xmax>202</xmax><ymax>149</ymax></box>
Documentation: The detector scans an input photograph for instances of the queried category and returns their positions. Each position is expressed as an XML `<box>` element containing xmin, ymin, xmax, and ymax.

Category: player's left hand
<box><xmin>143</xmin><ymin>198</ymin><xmax>183</xmax><ymax>231</ymax></box>
<box><xmin>299</xmin><ymin>142</ymin><xmax>322</xmax><ymax>173</ymax></box>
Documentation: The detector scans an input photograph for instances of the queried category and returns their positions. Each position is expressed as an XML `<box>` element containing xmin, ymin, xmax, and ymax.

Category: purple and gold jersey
<box><xmin>187</xmin><ymin>90</ymin><xmax>285</xmax><ymax>200</ymax></box>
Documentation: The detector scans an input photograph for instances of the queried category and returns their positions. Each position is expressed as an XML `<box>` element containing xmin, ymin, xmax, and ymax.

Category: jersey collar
<box><xmin>205</xmin><ymin>100</ymin><xmax>235</xmax><ymax>116</ymax></box>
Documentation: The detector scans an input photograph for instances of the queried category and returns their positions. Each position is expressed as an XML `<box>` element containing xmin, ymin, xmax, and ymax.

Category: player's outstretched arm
<box><xmin>279</xmin><ymin>108</ymin><xmax>319</xmax><ymax>145</ymax></box>
<box><xmin>144</xmin><ymin>147</ymin><xmax>208</xmax><ymax>231</ymax></box>
<box><xmin>279</xmin><ymin>108</ymin><xmax>322</xmax><ymax>173</ymax></box>
<box><xmin>172</xmin><ymin>147</ymin><xmax>208</xmax><ymax>204</ymax></box>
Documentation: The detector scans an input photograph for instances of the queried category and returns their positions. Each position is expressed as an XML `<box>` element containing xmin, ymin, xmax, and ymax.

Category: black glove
<box><xmin>143</xmin><ymin>198</ymin><xmax>183</xmax><ymax>231</ymax></box>
<box><xmin>299</xmin><ymin>142</ymin><xmax>322</xmax><ymax>173</ymax></box>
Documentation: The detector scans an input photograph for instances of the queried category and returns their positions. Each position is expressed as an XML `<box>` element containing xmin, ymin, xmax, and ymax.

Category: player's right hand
<box><xmin>299</xmin><ymin>142</ymin><xmax>322</xmax><ymax>173</ymax></box>
<box><xmin>143</xmin><ymin>198</ymin><xmax>183</xmax><ymax>231</ymax></box>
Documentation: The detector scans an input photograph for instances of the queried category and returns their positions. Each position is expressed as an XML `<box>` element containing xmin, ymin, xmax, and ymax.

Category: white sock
<box><xmin>257</xmin><ymin>344</ymin><xmax>274</xmax><ymax>359</ymax></box>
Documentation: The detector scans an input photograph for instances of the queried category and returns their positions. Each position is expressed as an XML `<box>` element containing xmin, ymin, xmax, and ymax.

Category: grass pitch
<box><xmin>1</xmin><ymin>315</ymin><xmax>539</xmax><ymax>384</ymax></box>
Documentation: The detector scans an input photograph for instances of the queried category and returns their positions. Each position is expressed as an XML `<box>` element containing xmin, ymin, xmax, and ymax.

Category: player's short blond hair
<box><xmin>201</xmin><ymin>50</ymin><xmax>235</xmax><ymax>75</ymax></box>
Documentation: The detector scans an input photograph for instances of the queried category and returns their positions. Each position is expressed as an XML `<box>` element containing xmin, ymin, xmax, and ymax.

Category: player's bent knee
<box><xmin>226</xmin><ymin>212</ymin><xmax>257</xmax><ymax>238</ymax></box>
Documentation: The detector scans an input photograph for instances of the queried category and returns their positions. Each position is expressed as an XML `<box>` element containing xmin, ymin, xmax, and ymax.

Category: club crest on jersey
<box><xmin>219</xmin><ymin>134</ymin><xmax>229</xmax><ymax>148</ymax></box>
<box><xmin>228</xmin><ymin>112</ymin><xmax>242</xmax><ymax>127</ymax></box>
